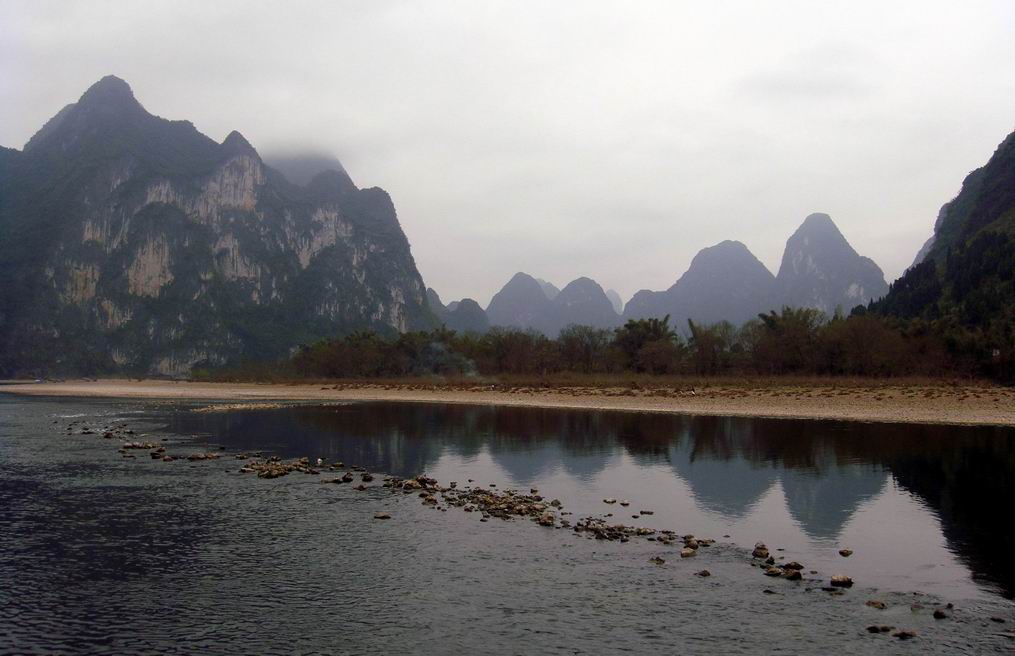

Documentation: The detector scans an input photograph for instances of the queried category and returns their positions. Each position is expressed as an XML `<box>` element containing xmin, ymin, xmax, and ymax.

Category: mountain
<box><xmin>485</xmin><ymin>273</ymin><xmax>553</xmax><ymax>332</ymax></box>
<box><xmin>624</xmin><ymin>240</ymin><xmax>776</xmax><ymax>329</ymax></box>
<box><xmin>263</xmin><ymin>151</ymin><xmax>354</xmax><ymax>190</ymax></box>
<box><xmin>427</xmin><ymin>288</ymin><xmax>489</xmax><ymax>334</ymax></box>
<box><xmin>0</xmin><ymin>76</ymin><xmax>434</xmax><ymax>376</ymax></box>
<box><xmin>605</xmin><ymin>289</ymin><xmax>624</xmax><ymax>315</ymax></box>
<box><xmin>548</xmin><ymin>277</ymin><xmax>622</xmax><ymax>334</ymax></box>
<box><xmin>873</xmin><ymin>129</ymin><xmax>1015</xmax><ymax>330</ymax></box>
<box><xmin>486</xmin><ymin>272</ymin><xmax>620</xmax><ymax>336</ymax></box>
<box><xmin>774</xmin><ymin>213</ymin><xmax>888</xmax><ymax>314</ymax></box>
<box><xmin>535</xmin><ymin>278</ymin><xmax>560</xmax><ymax>300</ymax></box>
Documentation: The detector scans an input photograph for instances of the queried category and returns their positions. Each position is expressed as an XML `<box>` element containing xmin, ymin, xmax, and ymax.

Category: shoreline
<box><xmin>3</xmin><ymin>379</ymin><xmax>1015</xmax><ymax>427</ymax></box>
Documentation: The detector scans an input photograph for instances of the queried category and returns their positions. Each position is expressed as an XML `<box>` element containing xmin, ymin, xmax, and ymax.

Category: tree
<box><xmin>613</xmin><ymin>316</ymin><xmax>679</xmax><ymax>371</ymax></box>
<box><xmin>558</xmin><ymin>324</ymin><xmax>614</xmax><ymax>373</ymax></box>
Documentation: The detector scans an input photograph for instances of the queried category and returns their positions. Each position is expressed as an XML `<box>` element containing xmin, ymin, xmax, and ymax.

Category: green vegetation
<box><xmin>207</xmin><ymin>308</ymin><xmax>1009</xmax><ymax>382</ymax></box>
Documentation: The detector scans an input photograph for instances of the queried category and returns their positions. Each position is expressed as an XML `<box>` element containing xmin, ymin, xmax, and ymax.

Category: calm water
<box><xmin>2</xmin><ymin>395</ymin><xmax>1014</xmax><ymax>654</ymax></box>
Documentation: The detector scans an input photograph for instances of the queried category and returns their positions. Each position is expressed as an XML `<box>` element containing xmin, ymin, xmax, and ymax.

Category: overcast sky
<box><xmin>3</xmin><ymin>1</ymin><xmax>1015</xmax><ymax>306</ymax></box>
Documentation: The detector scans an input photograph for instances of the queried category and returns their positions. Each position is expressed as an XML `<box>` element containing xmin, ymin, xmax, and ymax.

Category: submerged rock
<box><xmin>830</xmin><ymin>575</ymin><xmax>854</xmax><ymax>588</ymax></box>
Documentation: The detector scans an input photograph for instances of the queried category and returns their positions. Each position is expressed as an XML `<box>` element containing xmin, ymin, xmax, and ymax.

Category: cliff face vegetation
<box><xmin>0</xmin><ymin>76</ymin><xmax>435</xmax><ymax>375</ymax></box>
<box><xmin>872</xmin><ymin>129</ymin><xmax>1015</xmax><ymax>379</ymax></box>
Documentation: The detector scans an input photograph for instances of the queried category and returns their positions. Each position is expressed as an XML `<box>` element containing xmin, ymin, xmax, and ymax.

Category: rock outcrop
<box><xmin>774</xmin><ymin>213</ymin><xmax>888</xmax><ymax>314</ymax></box>
<box><xmin>0</xmin><ymin>76</ymin><xmax>434</xmax><ymax>375</ymax></box>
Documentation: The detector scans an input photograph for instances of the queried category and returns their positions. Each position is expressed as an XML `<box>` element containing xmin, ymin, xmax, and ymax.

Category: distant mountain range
<box><xmin>0</xmin><ymin>76</ymin><xmax>434</xmax><ymax>375</ymax></box>
<box><xmin>483</xmin><ymin>273</ymin><xmax>621</xmax><ymax>337</ymax></box>
<box><xmin>439</xmin><ymin>213</ymin><xmax>889</xmax><ymax>337</ymax></box>
<box><xmin>427</xmin><ymin>288</ymin><xmax>489</xmax><ymax>334</ymax></box>
<box><xmin>6</xmin><ymin>75</ymin><xmax>1004</xmax><ymax>375</ymax></box>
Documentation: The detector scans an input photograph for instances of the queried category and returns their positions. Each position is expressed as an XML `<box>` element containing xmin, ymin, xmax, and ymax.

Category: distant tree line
<box><xmin>286</xmin><ymin>307</ymin><xmax>1013</xmax><ymax>381</ymax></box>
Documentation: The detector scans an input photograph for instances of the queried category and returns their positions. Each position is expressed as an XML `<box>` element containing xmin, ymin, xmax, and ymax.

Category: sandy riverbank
<box><xmin>3</xmin><ymin>378</ymin><xmax>1014</xmax><ymax>426</ymax></box>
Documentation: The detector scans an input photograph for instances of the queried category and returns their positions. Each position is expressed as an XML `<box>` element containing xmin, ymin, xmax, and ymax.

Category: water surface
<box><xmin>2</xmin><ymin>396</ymin><xmax>1013</xmax><ymax>654</ymax></box>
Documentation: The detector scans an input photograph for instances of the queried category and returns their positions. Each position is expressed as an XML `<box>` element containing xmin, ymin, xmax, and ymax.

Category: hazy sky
<box><xmin>3</xmin><ymin>1</ymin><xmax>1015</xmax><ymax>306</ymax></box>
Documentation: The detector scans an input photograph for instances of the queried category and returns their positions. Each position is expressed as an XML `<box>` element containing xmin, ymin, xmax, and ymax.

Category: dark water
<box><xmin>2</xmin><ymin>396</ymin><xmax>1014</xmax><ymax>654</ymax></box>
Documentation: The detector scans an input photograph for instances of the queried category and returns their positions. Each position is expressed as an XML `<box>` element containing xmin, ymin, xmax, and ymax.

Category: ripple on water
<box><xmin>1</xmin><ymin>397</ymin><xmax>1013</xmax><ymax>654</ymax></box>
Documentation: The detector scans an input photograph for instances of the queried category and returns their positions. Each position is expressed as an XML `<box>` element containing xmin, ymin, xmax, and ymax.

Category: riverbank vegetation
<box><xmin>194</xmin><ymin>308</ymin><xmax>1014</xmax><ymax>383</ymax></box>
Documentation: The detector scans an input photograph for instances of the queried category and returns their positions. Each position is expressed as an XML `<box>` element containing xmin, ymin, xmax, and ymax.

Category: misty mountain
<box><xmin>624</xmin><ymin>240</ymin><xmax>776</xmax><ymax>329</ymax></box>
<box><xmin>624</xmin><ymin>217</ymin><xmax>888</xmax><ymax>332</ymax></box>
<box><xmin>535</xmin><ymin>278</ymin><xmax>560</xmax><ymax>300</ymax></box>
<box><xmin>874</xmin><ymin>128</ymin><xmax>1015</xmax><ymax>328</ymax></box>
<box><xmin>486</xmin><ymin>273</ymin><xmax>620</xmax><ymax>336</ymax></box>
<box><xmin>262</xmin><ymin>152</ymin><xmax>354</xmax><ymax>190</ymax></box>
<box><xmin>485</xmin><ymin>273</ymin><xmax>554</xmax><ymax>332</ymax></box>
<box><xmin>427</xmin><ymin>288</ymin><xmax>490</xmax><ymax>334</ymax></box>
<box><xmin>605</xmin><ymin>289</ymin><xmax>624</xmax><ymax>314</ymax></box>
<box><xmin>0</xmin><ymin>76</ymin><xmax>434</xmax><ymax>376</ymax></box>
<box><xmin>774</xmin><ymin>213</ymin><xmax>888</xmax><ymax>314</ymax></box>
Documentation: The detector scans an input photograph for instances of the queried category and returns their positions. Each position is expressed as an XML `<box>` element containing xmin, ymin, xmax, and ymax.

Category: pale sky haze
<box><xmin>2</xmin><ymin>1</ymin><xmax>1014</xmax><ymax>306</ymax></box>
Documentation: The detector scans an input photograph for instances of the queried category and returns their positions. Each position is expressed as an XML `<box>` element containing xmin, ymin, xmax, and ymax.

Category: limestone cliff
<box><xmin>0</xmin><ymin>76</ymin><xmax>434</xmax><ymax>375</ymax></box>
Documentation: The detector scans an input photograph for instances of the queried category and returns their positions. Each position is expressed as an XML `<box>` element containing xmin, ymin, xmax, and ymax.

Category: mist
<box><xmin>3</xmin><ymin>0</ymin><xmax>1014</xmax><ymax>304</ymax></box>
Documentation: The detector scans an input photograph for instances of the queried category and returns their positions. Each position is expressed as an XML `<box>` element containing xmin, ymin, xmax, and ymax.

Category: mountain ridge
<box><xmin>0</xmin><ymin>76</ymin><xmax>435</xmax><ymax>376</ymax></box>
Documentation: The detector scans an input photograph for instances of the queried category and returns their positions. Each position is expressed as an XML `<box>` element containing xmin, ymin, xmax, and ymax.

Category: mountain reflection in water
<box><xmin>166</xmin><ymin>402</ymin><xmax>1015</xmax><ymax>598</ymax></box>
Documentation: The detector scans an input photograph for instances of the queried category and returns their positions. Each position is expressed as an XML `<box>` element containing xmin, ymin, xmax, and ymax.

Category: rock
<box><xmin>640</xmin><ymin>510</ymin><xmax>654</xmax><ymax>515</ymax></box>
<box><xmin>538</xmin><ymin>512</ymin><xmax>555</xmax><ymax>527</ymax></box>
<box><xmin>783</xmin><ymin>569</ymin><xmax>802</xmax><ymax>581</ymax></box>
<box><xmin>684</xmin><ymin>538</ymin><xmax>699</xmax><ymax>550</ymax></box>
<box><xmin>933</xmin><ymin>609</ymin><xmax>948</xmax><ymax>620</ymax></box>
<box><xmin>990</xmin><ymin>617</ymin><xmax>1006</xmax><ymax>623</ymax></box>
<box><xmin>361</xmin><ymin>473</ymin><xmax>374</xmax><ymax>482</ymax></box>
<box><xmin>603</xmin><ymin>498</ymin><xmax>617</xmax><ymax>504</ymax></box>
<box><xmin>342</xmin><ymin>473</ymin><xmax>354</xmax><ymax>483</ymax></box>
<box><xmin>839</xmin><ymin>548</ymin><xmax>853</xmax><ymax>557</ymax></box>
<box><xmin>696</xmin><ymin>569</ymin><xmax>711</xmax><ymax>577</ymax></box>
<box><xmin>752</xmin><ymin>543</ymin><xmax>770</xmax><ymax>559</ymax></box>
<box><xmin>373</xmin><ymin>512</ymin><xmax>391</xmax><ymax>520</ymax></box>
<box><xmin>680</xmin><ymin>547</ymin><xmax>696</xmax><ymax>558</ymax></box>
<box><xmin>783</xmin><ymin>561</ymin><xmax>803</xmax><ymax>571</ymax></box>
<box><xmin>649</xmin><ymin>556</ymin><xmax>666</xmax><ymax>565</ymax></box>
<box><xmin>830</xmin><ymin>575</ymin><xmax>854</xmax><ymax>588</ymax></box>
<box><xmin>866</xmin><ymin>625</ymin><xmax>894</xmax><ymax>634</ymax></box>
<box><xmin>763</xmin><ymin>567</ymin><xmax>783</xmax><ymax>577</ymax></box>
<box><xmin>354</xmin><ymin>484</ymin><xmax>366</xmax><ymax>491</ymax></box>
<box><xmin>619</xmin><ymin>500</ymin><xmax>630</xmax><ymax>507</ymax></box>
<box><xmin>866</xmin><ymin>600</ymin><xmax>887</xmax><ymax>610</ymax></box>
<box><xmin>892</xmin><ymin>630</ymin><xmax>917</xmax><ymax>640</ymax></box>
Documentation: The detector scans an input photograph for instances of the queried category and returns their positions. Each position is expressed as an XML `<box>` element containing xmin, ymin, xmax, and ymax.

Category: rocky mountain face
<box><xmin>0</xmin><ymin>76</ymin><xmax>434</xmax><ymax>376</ymax></box>
<box><xmin>874</xmin><ymin>129</ymin><xmax>1015</xmax><ymax>326</ymax></box>
<box><xmin>624</xmin><ymin>240</ymin><xmax>776</xmax><ymax>328</ymax></box>
<box><xmin>262</xmin><ymin>152</ymin><xmax>355</xmax><ymax>191</ymax></box>
<box><xmin>549</xmin><ymin>277</ymin><xmax>622</xmax><ymax>334</ymax></box>
<box><xmin>535</xmin><ymin>278</ymin><xmax>560</xmax><ymax>300</ymax></box>
<box><xmin>485</xmin><ymin>273</ymin><xmax>554</xmax><ymax>332</ymax></box>
<box><xmin>625</xmin><ymin>217</ymin><xmax>888</xmax><ymax>331</ymax></box>
<box><xmin>427</xmin><ymin>288</ymin><xmax>489</xmax><ymax>334</ymax></box>
<box><xmin>774</xmin><ymin>213</ymin><xmax>888</xmax><ymax>314</ymax></box>
<box><xmin>605</xmin><ymin>289</ymin><xmax>624</xmax><ymax>315</ymax></box>
<box><xmin>485</xmin><ymin>273</ymin><xmax>620</xmax><ymax>336</ymax></box>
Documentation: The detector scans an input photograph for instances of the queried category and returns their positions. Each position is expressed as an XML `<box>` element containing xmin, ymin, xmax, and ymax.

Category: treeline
<box><xmin>288</xmin><ymin>307</ymin><xmax>1013</xmax><ymax>381</ymax></box>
